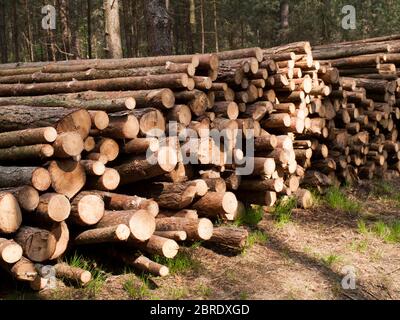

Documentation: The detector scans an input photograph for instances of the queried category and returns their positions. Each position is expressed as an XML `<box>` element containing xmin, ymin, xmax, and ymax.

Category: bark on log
<box><xmin>206</xmin><ymin>226</ymin><xmax>248</xmax><ymax>250</ymax></box>
<box><xmin>0</xmin><ymin>166</ymin><xmax>51</xmax><ymax>191</ymax></box>
<box><xmin>128</xmin><ymin>234</ymin><xmax>179</xmax><ymax>259</ymax></box>
<box><xmin>192</xmin><ymin>191</ymin><xmax>238</xmax><ymax>220</ymax></box>
<box><xmin>74</xmin><ymin>224</ymin><xmax>130</xmax><ymax>245</ymax></box>
<box><xmin>0</xmin><ymin>186</ymin><xmax>39</xmax><ymax>212</ymax></box>
<box><xmin>88</xmin><ymin>190</ymin><xmax>159</xmax><ymax>217</ymax></box>
<box><xmin>54</xmin><ymin>263</ymin><xmax>92</xmax><ymax>285</ymax></box>
<box><xmin>14</xmin><ymin>226</ymin><xmax>56</xmax><ymax>262</ymax></box>
<box><xmin>0</xmin><ymin>127</ymin><xmax>57</xmax><ymax>148</ymax></box>
<box><xmin>0</xmin><ymin>106</ymin><xmax>91</xmax><ymax>139</ymax></box>
<box><xmin>156</xmin><ymin>216</ymin><xmax>213</xmax><ymax>240</ymax></box>
<box><xmin>0</xmin><ymin>144</ymin><xmax>54</xmax><ymax>162</ymax></box>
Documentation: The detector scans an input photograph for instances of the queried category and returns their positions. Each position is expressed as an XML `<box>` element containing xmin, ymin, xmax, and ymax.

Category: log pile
<box><xmin>1</xmin><ymin>35</ymin><xmax>400</xmax><ymax>290</ymax></box>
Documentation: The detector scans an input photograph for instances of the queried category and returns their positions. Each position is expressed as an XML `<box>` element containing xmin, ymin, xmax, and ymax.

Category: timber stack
<box><xmin>0</xmin><ymin>35</ymin><xmax>400</xmax><ymax>289</ymax></box>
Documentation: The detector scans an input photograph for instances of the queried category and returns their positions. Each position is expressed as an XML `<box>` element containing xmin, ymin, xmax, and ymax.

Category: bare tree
<box><xmin>104</xmin><ymin>0</ymin><xmax>123</xmax><ymax>58</ymax></box>
<box><xmin>280</xmin><ymin>0</ymin><xmax>289</xmax><ymax>41</ymax></box>
<box><xmin>144</xmin><ymin>0</ymin><xmax>173</xmax><ymax>56</ymax></box>
<box><xmin>0</xmin><ymin>0</ymin><xmax>8</xmax><ymax>63</ymax></box>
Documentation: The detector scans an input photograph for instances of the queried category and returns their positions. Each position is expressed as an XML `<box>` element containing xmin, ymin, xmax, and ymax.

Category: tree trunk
<box><xmin>54</xmin><ymin>263</ymin><xmax>92</xmax><ymax>285</ymax></box>
<box><xmin>74</xmin><ymin>224</ymin><xmax>130</xmax><ymax>244</ymax></box>
<box><xmin>0</xmin><ymin>186</ymin><xmax>39</xmax><ymax>212</ymax></box>
<box><xmin>0</xmin><ymin>106</ymin><xmax>91</xmax><ymax>139</ymax></box>
<box><xmin>87</xmin><ymin>0</ymin><xmax>92</xmax><ymax>58</ymax></box>
<box><xmin>0</xmin><ymin>166</ymin><xmax>51</xmax><ymax>191</ymax></box>
<box><xmin>12</xmin><ymin>0</ymin><xmax>19</xmax><ymax>62</ymax></box>
<box><xmin>88</xmin><ymin>190</ymin><xmax>159</xmax><ymax>217</ymax></box>
<box><xmin>144</xmin><ymin>0</ymin><xmax>173</xmax><ymax>56</ymax></box>
<box><xmin>58</xmin><ymin>0</ymin><xmax>72</xmax><ymax>59</ymax></box>
<box><xmin>104</xmin><ymin>0</ymin><xmax>123</xmax><ymax>58</ymax></box>
<box><xmin>200</xmin><ymin>0</ymin><xmax>205</xmax><ymax>53</ymax></box>
<box><xmin>0</xmin><ymin>0</ymin><xmax>8</xmax><ymax>63</ymax></box>
<box><xmin>128</xmin><ymin>234</ymin><xmax>179</xmax><ymax>258</ymax></box>
<box><xmin>96</xmin><ymin>209</ymin><xmax>155</xmax><ymax>241</ymax></box>
<box><xmin>14</xmin><ymin>226</ymin><xmax>57</xmax><ymax>262</ymax></box>
<box><xmin>155</xmin><ymin>216</ymin><xmax>213</xmax><ymax>240</ymax></box>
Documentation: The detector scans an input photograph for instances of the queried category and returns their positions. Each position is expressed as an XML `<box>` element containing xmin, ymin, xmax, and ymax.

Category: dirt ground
<box><xmin>1</xmin><ymin>179</ymin><xmax>399</xmax><ymax>300</ymax></box>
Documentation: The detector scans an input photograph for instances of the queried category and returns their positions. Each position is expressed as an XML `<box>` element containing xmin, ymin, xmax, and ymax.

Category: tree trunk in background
<box><xmin>213</xmin><ymin>0</ymin><xmax>219</xmax><ymax>52</ymax></box>
<box><xmin>280</xmin><ymin>0</ymin><xmax>289</xmax><ymax>41</ymax></box>
<box><xmin>200</xmin><ymin>0</ymin><xmax>205</xmax><ymax>53</ymax></box>
<box><xmin>24</xmin><ymin>0</ymin><xmax>34</xmax><ymax>62</ymax></box>
<box><xmin>104</xmin><ymin>0</ymin><xmax>123</xmax><ymax>59</ymax></box>
<box><xmin>189</xmin><ymin>0</ymin><xmax>196</xmax><ymax>53</ymax></box>
<box><xmin>58</xmin><ymin>0</ymin><xmax>72</xmax><ymax>59</ymax></box>
<box><xmin>87</xmin><ymin>0</ymin><xmax>92</xmax><ymax>59</ymax></box>
<box><xmin>12</xmin><ymin>0</ymin><xmax>20</xmax><ymax>62</ymax></box>
<box><xmin>0</xmin><ymin>0</ymin><xmax>8</xmax><ymax>63</ymax></box>
<box><xmin>121</xmin><ymin>0</ymin><xmax>132</xmax><ymax>57</ymax></box>
<box><xmin>144</xmin><ymin>0</ymin><xmax>173</xmax><ymax>56</ymax></box>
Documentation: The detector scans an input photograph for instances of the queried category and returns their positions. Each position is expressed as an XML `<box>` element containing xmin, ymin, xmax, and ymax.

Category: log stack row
<box><xmin>1</xmin><ymin>35</ymin><xmax>400</xmax><ymax>290</ymax></box>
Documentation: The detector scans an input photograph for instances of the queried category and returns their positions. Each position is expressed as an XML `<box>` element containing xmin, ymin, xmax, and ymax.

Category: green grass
<box><xmin>272</xmin><ymin>196</ymin><xmax>297</xmax><ymax>225</ymax></box>
<box><xmin>197</xmin><ymin>284</ymin><xmax>212</xmax><ymax>297</ymax></box>
<box><xmin>321</xmin><ymin>254</ymin><xmax>342</xmax><ymax>267</ymax></box>
<box><xmin>239</xmin><ymin>291</ymin><xmax>249</xmax><ymax>300</ymax></box>
<box><xmin>153</xmin><ymin>251</ymin><xmax>201</xmax><ymax>274</ymax></box>
<box><xmin>349</xmin><ymin>240</ymin><xmax>368</xmax><ymax>253</ymax></box>
<box><xmin>64</xmin><ymin>252</ymin><xmax>107</xmax><ymax>293</ymax></box>
<box><xmin>168</xmin><ymin>287</ymin><xmax>188</xmax><ymax>300</ymax></box>
<box><xmin>372</xmin><ymin>220</ymin><xmax>400</xmax><ymax>243</ymax></box>
<box><xmin>234</xmin><ymin>205</ymin><xmax>264</xmax><ymax>227</ymax></box>
<box><xmin>324</xmin><ymin>187</ymin><xmax>361</xmax><ymax>214</ymax></box>
<box><xmin>372</xmin><ymin>180</ymin><xmax>400</xmax><ymax>207</ymax></box>
<box><xmin>357</xmin><ymin>220</ymin><xmax>368</xmax><ymax>234</ymax></box>
<box><xmin>246</xmin><ymin>230</ymin><xmax>268</xmax><ymax>247</ymax></box>
<box><xmin>357</xmin><ymin>219</ymin><xmax>400</xmax><ymax>243</ymax></box>
<box><xmin>123</xmin><ymin>275</ymin><xmax>151</xmax><ymax>300</ymax></box>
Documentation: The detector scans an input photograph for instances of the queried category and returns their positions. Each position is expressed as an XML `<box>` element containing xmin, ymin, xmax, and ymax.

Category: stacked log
<box><xmin>1</xmin><ymin>37</ymin><xmax>400</xmax><ymax>290</ymax></box>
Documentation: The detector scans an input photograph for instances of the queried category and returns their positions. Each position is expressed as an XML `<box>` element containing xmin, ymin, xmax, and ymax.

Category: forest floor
<box><xmin>1</xmin><ymin>178</ymin><xmax>400</xmax><ymax>300</ymax></box>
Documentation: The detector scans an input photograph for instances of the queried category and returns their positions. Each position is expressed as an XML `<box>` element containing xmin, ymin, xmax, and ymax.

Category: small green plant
<box><xmin>190</xmin><ymin>241</ymin><xmax>203</xmax><ymax>249</ymax></box>
<box><xmin>272</xmin><ymin>196</ymin><xmax>297</xmax><ymax>225</ymax></box>
<box><xmin>321</xmin><ymin>254</ymin><xmax>342</xmax><ymax>267</ymax></box>
<box><xmin>153</xmin><ymin>251</ymin><xmax>200</xmax><ymax>274</ymax></box>
<box><xmin>239</xmin><ymin>291</ymin><xmax>249</xmax><ymax>300</ymax></box>
<box><xmin>168</xmin><ymin>287</ymin><xmax>188</xmax><ymax>300</ymax></box>
<box><xmin>325</xmin><ymin>187</ymin><xmax>361</xmax><ymax>214</ymax></box>
<box><xmin>372</xmin><ymin>180</ymin><xmax>394</xmax><ymax>197</ymax></box>
<box><xmin>349</xmin><ymin>240</ymin><xmax>368</xmax><ymax>253</ymax></box>
<box><xmin>234</xmin><ymin>205</ymin><xmax>264</xmax><ymax>227</ymax></box>
<box><xmin>197</xmin><ymin>284</ymin><xmax>212</xmax><ymax>297</ymax></box>
<box><xmin>246</xmin><ymin>230</ymin><xmax>268</xmax><ymax>248</ymax></box>
<box><xmin>123</xmin><ymin>275</ymin><xmax>150</xmax><ymax>300</ymax></box>
<box><xmin>357</xmin><ymin>220</ymin><xmax>368</xmax><ymax>234</ymax></box>
<box><xmin>372</xmin><ymin>220</ymin><xmax>400</xmax><ymax>243</ymax></box>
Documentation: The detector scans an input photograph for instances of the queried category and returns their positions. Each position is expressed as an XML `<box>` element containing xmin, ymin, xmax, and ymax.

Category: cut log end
<box><xmin>130</xmin><ymin>210</ymin><xmax>156</xmax><ymax>242</ymax></box>
<box><xmin>198</xmin><ymin>218</ymin><xmax>214</xmax><ymax>240</ymax></box>
<box><xmin>31</xmin><ymin>168</ymin><xmax>52</xmax><ymax>192</ymax></box>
